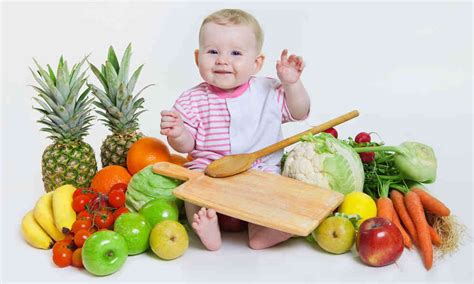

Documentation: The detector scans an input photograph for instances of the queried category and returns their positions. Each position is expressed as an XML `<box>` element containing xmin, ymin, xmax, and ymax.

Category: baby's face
<box><xmin>196</xmin><ymin>22</ymin><xmax>263</xmax><ymax>90</ymax></box>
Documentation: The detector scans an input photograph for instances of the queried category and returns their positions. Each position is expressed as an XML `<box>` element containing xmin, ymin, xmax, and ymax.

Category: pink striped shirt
<box><xmin>172</xmin><ymin>77</ymin><xmax>297</xmax><ymax>171</ymax></box>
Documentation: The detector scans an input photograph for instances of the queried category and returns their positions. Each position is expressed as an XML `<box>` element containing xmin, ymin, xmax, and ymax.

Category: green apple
<box><xmin>139</xmin><ymin>198</ymin><xmax>179</xmax><ymax>228</ymax></box>
<box><xmin>114</xmin><ymin>213</ymin><xmax>152</xmax><ymax>255</ymax></box>
<box><xmin>312</xmin><ymin>216</ymin><xmax>355</xmax><ymax>254</ymax></box>
<box><xmin>149</xmin><ymin>220</ymin><xmax>189</xmax><ymax>260</ymax></box>
<box><xmin>82</xmin><ymin>230</ymin><xmax>128</xmax><ymax>276</ymax></box>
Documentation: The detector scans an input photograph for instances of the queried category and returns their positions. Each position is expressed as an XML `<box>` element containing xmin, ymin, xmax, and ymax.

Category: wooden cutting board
<box><xmin>153</xmin><ymin>162</ymin><xmax>344</xmax><ymax>236</ymax></box>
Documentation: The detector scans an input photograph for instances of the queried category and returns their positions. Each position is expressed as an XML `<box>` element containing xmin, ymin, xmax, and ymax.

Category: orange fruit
<box><xmin>90</xmin><ymin>165</ymin><xmax>131</xmax><ymax>194</ymax></box>
<box><xmin>127</xmin><ymin>137</ymin><xmax>171</xmax><ymax>175</ymax></box>
<box><xmin>186</xmin><ymin>154</ymin><xmax>193</xmax><ymax>161</ymax></box>
<box><xmin>170</xmin><ymin>154</ymin><xmax>188</xmax><ymax>166</ymax></box>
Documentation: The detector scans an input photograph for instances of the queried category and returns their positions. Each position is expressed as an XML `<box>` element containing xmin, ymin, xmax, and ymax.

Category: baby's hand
<box><xmin>160</xmin><ymin>110</ymin><xmax>186</xmax><ymax>138</ymax></box>
<box><xmin>276</xmin><ymin>49</ymin><xmax>305</xmax><ymax>84</ymax></box>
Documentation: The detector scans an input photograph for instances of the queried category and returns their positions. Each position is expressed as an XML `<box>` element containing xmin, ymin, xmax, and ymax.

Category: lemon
<box><xmin>338</xmin><ymin>192</ymin><xmax>377</xmax><ymax>226</ymax></box>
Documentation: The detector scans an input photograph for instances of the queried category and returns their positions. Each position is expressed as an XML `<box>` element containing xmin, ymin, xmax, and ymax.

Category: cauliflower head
<box><xmin>282</xmin><ymin>133</ymin><xmax>364</xmax><ymax>195</ymax></box>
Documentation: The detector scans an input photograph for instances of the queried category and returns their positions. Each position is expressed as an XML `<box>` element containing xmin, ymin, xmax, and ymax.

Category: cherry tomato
<box><xmin>53</xmin><ymin>247</ymin><xmax>72</xmax><ymax>267</ymax></box>
<box><xmin>71</xmin><ymin>219</ymin><xmax>92</xmax><ymax>234</ymax></box>
<box><xmin>74</xmin><ymin>229</ymin><xmax>92</xmax><ymax>248</ymax></box>
<box><xmin>113</xmin><ymin>207</ymin><xmax>130</xmax><ymax>220</ymax></box>
<box><xmin>77</xmin><ymin>210</ymin><xmax>93</xmax><ymax>221</ymax></box>
<box><xmin>94</xmin><ymin>210</ymin><xmax>114</xmax><ymax>229</ymax></box>
<box><xmin>108</xmin><ymin>190</ymin><xmax>126</xmax><ymax>208</ymax></box>
<box><xmin>355</xmin><ymin>132</ymin><xmax>371</xmax><ymax>143</ymax></box>
<box><xmin>72</xmin><ymin>195</ymin><xmax>91</xmax><ymax>213</ymax></box>
<box><xmin>73</xmin><ymin>188</ymin><xmax>85</xmax><ymax>199</ymax></box>
<box><xmin>71</xmin><ymin>248</ymin><xmax>84</xmax><ymax>268</ymax></box>
<box><xmin>73</xmin><ymin>188</ymin><xmax>98</xmax><ymax>200</ymax></box>
<box><xmin>324</xmin><ymin>127</ymin><xmax>338</xmax><ymax>138</ymax></box>
<box><xmin>359</xmin><ymin>152</ymin><xmax>375</xmax><ymax>163</ymax></box>
<box><xmin>52</xmin><ymin>241</ymin><xmax>72</xmax><ymax>255</ymax></box>
<box><xmin>110</xmin><ymin>183</ymin><xmax>128</xmax><ymax>193</ymax></box>
<box><xmin>88</xmin><ymin>196</ymin><xmax>108</xmax><ymax>212</ymax></box>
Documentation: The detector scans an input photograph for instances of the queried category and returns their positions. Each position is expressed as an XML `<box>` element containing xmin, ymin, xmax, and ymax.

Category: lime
<box><xmin>337</xmin><ymin>192</ymin><xmax>377</xmax><ymax>226</ymax></box>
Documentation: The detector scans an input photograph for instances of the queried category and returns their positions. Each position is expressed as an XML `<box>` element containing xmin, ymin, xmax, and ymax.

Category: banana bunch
<box><xmin>21</xmin><ymin>184</ymin><xmax>77</xmax><ymax>249</ymax></box>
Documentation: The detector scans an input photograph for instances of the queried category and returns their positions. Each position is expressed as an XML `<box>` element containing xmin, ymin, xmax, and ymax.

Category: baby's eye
<box><xmin>231</xmin><ymin>50</ymin><xmax>242</xmax><ymax>56</ymax></box>
<box><xmin>207</xmin><ymin>49</ymin><xmax>218</xmax><ymax>54</ymax></box>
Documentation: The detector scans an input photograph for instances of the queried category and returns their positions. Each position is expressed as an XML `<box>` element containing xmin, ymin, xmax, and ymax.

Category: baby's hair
<box><xmin>199</xmin><ymin>9</ymin><xmax>264</xmax><ymax>52</ymax></box>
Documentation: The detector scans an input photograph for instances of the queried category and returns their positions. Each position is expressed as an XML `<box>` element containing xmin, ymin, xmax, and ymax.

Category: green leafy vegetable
<box><xmin>126</xmin><ymin>165</ymin><xmax>183</xmax><ymax>212</ymax></box>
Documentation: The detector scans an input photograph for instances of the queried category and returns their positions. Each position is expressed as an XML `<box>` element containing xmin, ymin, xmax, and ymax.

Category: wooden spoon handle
<box><xmin>254</xmin><ymin>110</ymin><xmax>359</xmax><ymax>158</ymax></box>
<box><xmin>153</xmin><ymin>162</ymin><xmax>203</xmax><ymax>181</ymax></box>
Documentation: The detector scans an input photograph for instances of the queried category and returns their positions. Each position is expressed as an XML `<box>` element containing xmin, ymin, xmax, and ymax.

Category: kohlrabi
<box><xmin>353</xmin><ymin>141</ymin><xmax>437</xmax><ymax>184</ymax></box>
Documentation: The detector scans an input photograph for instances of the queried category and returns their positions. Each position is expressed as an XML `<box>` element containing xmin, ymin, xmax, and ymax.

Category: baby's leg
<box><xmin>248</xmin><ymin>223</ymin><xmax>292</xmax><ymax>250</ymax></box>
<box><xmin>185</xmin><ymin>201</ymin><xmax>222</xmax><ymax>251</ymax></box>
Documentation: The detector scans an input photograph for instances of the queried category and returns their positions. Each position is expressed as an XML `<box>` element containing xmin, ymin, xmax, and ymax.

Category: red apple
<box><xmin>356</xmin><ymin>217</ymin><xmax>403</xmax><ymax>267</ymax></box>
<box><xmin>217</xmin><ymin>213</ymin><xmax>247</xmax><ymax>232</ymax></box>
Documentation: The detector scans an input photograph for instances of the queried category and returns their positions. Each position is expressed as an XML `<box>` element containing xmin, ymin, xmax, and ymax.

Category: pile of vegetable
<box><xmin>283</xmin><ymin>128</ymin><xmax>467</xmax><ymax>270</ymax></box>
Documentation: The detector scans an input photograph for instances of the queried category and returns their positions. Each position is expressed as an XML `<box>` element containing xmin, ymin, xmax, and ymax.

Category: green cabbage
<box><xmin>126</xmin><ymin>165</ymin><xmax>183</xmax><ymax>212</ymax></box>
<box><xmin>282</xmin><ymin>133</ymin><xmax>365</xmax><ymax>195</ymax></box>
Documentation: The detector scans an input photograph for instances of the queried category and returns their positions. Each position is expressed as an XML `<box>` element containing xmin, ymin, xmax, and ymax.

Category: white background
<box><xmin>1</xmin><ymin>0</ymin><xmax>472</xmax><ymax>283</ymax></box>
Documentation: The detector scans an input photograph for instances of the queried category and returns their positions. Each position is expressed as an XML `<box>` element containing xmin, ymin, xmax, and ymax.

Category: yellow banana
<box><xmin>52</xmin><ymin>184</ymin><xmax>77</xmax><ymax>234</ymax></box>
<box><xmin>21</xmin><ymin>210</ymin><xmax>54</xmax><ymax>249</ymax></box>
<box><xmin>34</xmin><ymin>192</ymin><xmax>65</xmax><ymax>241</ymax></box>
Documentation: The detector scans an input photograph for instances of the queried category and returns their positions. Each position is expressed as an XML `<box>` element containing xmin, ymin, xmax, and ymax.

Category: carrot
<box><xmin>405</xmin><ymin>191</ymin><xmax>433</xmax><ymax>270</ymax></box>
<box><xmin>429</xmin><ymin>225</ymin><xmax>442</xmax><ymax>246</ymax></box>
<box><xmin>390</xmin><ymin>190</ymin><xmax>418</xmax><ymax>245</ymax></box>
<box><xmin>376</xmin><ymin>197</ymin><xmax>393</xmax><ymax>220</ymax></box>
<box><xmin>391</xmin><ymin>205</ymin><xmax>413</xmax><ymax>248</ymax></box>
<box><xmin>412</xmin><ymin>188</ymin><xmax>450</xmax><ymax>217</ymax></box>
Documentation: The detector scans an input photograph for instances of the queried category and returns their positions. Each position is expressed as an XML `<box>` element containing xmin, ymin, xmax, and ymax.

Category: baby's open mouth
<box><xmin>214</xmin><ymin>70</ymin><xmax>233</xmax><ymax>74</ymax></box>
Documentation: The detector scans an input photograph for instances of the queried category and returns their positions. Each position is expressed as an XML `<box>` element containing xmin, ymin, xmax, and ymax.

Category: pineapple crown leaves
<box><xmin>30</xmin><ymin>56</ymin><xmax>95</xmax><ymax>141</ymax></box>
<box><xmin>88</xmin><ymin>43</ymin><xmax>154</xmax><ymax>134</ymax></box>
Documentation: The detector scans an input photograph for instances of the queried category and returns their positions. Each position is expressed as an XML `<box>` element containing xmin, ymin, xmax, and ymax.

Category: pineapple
<box><xmin>88</xmin><ymin>43</ymin><xmax>152</xmax><ymax>167</ymax></box>
<box><xmin>30</xmin><ymin>57</ymin><xmax>97</xmax><ymax>192</ymax></box>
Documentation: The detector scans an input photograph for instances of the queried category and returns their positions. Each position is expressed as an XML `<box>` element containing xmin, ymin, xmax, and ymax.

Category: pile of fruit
<box><xmin>22</xmin><ymin>44</ymin><xmax>192</xmax><ymax>276</ymax></box>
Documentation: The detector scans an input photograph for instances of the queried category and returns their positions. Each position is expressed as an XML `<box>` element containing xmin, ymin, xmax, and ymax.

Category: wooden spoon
<box><xmin>204</xmin><ymin>110</ymin><xmax>359</xmax><ymax>178</ymax></box>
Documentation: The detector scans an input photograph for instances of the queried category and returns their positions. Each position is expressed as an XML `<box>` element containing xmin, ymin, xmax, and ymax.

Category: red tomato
<box><xmin>72</xmin><ymin>195</ymin><xmax>91</xmax><ymax>213</ymax></box>
<box><xmin>110</xmin><ymin>183</ymin><xmax>128</xmax><ymax>193</ymax></box>
<box><xmin>94</xmin><ymin>210</ymin><xmax>114</xmax><ymax>229</ymax></box>
<box><xmin>71</xmin><ymin>248</ymin><xmax>83</xmax><ymax>268</ymax></box>
<box><xmin>73</xmin><ymin>188</ymin><xmax>98</xmax><ymax>200</ymax></box>
<box><xmin>324</xmin><ymin>127</ymin><xmax>338</xmax><ymax>138</ymax></box>
<box><xmin>108</xmin><ymin>190</ymin><xmax>126</xmax><ymax>208</ymax></box>
<box><xmin>77</xmin><ymin>210</ymin><xmax>93</xmax><ymax>221</ymax></box>
<box><xmin>71</xmin><ymin>220</ymin><xmax>92</xmax><ymax>235</ymax></box>
<box><xmin>53</xmin><ymin>247</ymin><xmax>72</xmax><ymax>267</ymax></box>
<box><xmin>113</xmin><ymin>207</ymin><xmax>130</xmax><ymax>220</ymax></box>
<box><xmin>88</xmin><ymin>196</ymin><xmax>108</xmax><ymax>212</ymax></box>
<box><xmin>52</xmin><ymin>241</ymin><xmax>72</xmax><ymax>256</ymax></box>
<box><xmin>74</xmin><ymin>229</ymin><xmax>92</xmax><ymax>248</ymax></box>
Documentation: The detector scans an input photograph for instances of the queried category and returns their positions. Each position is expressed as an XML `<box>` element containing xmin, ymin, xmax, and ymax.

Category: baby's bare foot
<box><xmin>192</xmin><ymin>208</ymin><xmax>222</xmax><ymax>251</ymax></box>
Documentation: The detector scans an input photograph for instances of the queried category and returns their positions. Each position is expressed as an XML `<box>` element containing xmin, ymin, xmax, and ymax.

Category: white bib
<box><xmin>226</xmin><ymin>77</ymin><xmax>284</xmax><ymax>173</ymax></box>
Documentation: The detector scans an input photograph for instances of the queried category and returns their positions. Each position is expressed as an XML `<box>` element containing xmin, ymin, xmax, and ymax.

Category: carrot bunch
<box><xmin>381</xmin><ymin>186</ymin><xmax>450</xmax><ymax>270</ymax></box>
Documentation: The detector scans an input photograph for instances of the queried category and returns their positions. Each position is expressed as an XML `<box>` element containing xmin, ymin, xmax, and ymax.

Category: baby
<box><xmin>160</xmin><ymin>9</ymin><xmax>310</xmax><ymax>251</ymax></box>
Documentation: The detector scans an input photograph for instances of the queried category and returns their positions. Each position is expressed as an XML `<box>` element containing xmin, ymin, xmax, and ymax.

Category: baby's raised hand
<box><xmin>276</xmin><ymin>49</ymin><xmax>305</xmax><ymax>84</ymax></box>
<box><xmin>160</xmin><ymin>110</ymin><xmax>186</xmax><ymax>138</ymax></box>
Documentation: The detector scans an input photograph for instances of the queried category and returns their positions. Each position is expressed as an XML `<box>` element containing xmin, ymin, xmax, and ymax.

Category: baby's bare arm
<box><xmin>283</xmin><ymin>80</ymin><xmax>310</xmax><ymax>120</ymax></box>
<box><xmin>167</xmin><ymin>131</ymin><xmax>195</xmax><ymax>153</ymax></box>
<box><xmin>160</xmin><ymin>110</ymin><xmax>195</xmax><ymax>153</ymax></box>
<box><xmin>276</xmin><ymin>49</ymin><xmax>310</xmax><ymax>120</ymax></box>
